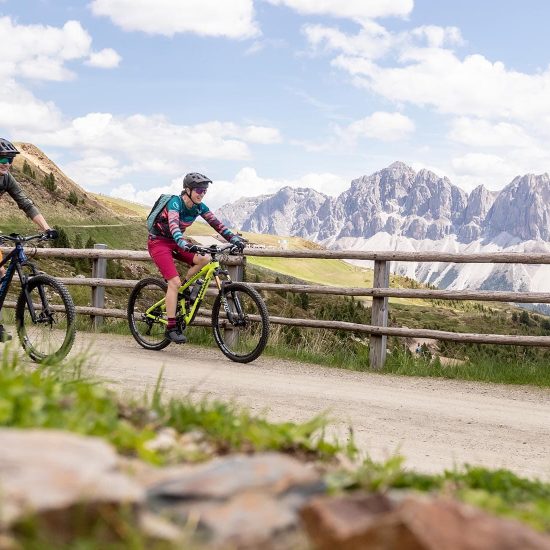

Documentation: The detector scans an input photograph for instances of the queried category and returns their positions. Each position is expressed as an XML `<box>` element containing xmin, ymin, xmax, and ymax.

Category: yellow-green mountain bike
<box><xmin>127</xmin><ymin>243</ymin><xmax>269</xmax><ymax>363</ymax></box>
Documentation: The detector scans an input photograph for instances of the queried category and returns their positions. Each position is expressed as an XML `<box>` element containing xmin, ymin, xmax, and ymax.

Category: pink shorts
<box><xmin>148</xmin><ymin>236</ymin><xmax>196</xmax><ymax>280</ymax></box>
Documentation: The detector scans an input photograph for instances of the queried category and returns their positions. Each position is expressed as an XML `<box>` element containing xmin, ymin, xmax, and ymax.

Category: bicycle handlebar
<box><xmin>191</xmin><ymin>242</ymin><xmax>246</xmax><ymax>256</ymax></box>
<box><xmin>0</xmin><ymin>232</ymin><xmax>55</xmax><ymax>244</ymax></box>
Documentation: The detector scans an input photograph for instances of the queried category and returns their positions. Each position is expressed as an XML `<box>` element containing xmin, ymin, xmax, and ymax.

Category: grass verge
<box><xmin>0</xmin><ymin>345</ymin><xmax>342</xmax><ymax>465</ymax></box>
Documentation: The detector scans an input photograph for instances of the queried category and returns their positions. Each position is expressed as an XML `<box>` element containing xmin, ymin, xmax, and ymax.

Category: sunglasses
<box><xmin>193</xmin><ymin>187</ymin><xmax>208</xmax><ymax>195</ymax></box>
<box><xmin>0</xmin><ymin>157</ymin><xmax>13</xmax><ymax>165</ymax></box>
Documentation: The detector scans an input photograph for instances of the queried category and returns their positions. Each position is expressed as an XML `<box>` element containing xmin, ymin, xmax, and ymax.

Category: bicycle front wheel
<box><xmin>212</xmin><ymin>282</ymin><xmax>269</xmax><ymax>363</ymax></box>
<box><xmin>127</xmin><ymin>278</ymin><xmax>170</xmax><ymax>350</ymax></box>
<box><xmin>16</xmin><ymin>274</ymin><xmax>76</xmax><ymax>363</ymax></box>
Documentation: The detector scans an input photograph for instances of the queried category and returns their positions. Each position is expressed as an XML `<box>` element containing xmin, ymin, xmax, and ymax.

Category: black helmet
<box><xmin>183</xmin><ymin>172</ymin><xmax>211</xmax><ymax>189</ymax></box>
<box><xmin>0</xmin><ymin>138</ymin><xmax>19</xmax><ymax>157</ymax></box>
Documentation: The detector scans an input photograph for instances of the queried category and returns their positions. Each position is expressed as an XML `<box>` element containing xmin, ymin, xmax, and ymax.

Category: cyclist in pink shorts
<box><xmin>148</xmin><ymin>172</ymin><xmax>245</xmax><ymax>343</ymax></box>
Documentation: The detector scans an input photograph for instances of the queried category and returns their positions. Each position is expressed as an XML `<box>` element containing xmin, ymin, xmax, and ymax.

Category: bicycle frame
<box><xmin>0</xmin><ymin>240</ymin><xmax>40</xmax><ymax>316</ymax></box>
<box><xmin>144</xmin><ymin>255</ymin><xmax>229</xmax><ymax>327</ymax></box>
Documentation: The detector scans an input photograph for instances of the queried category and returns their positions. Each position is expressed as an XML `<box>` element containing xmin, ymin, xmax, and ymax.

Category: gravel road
<box><xmin>75</xmin><ymin>332</ymin><xmax>550</xmax><ymax>480</ymax></box>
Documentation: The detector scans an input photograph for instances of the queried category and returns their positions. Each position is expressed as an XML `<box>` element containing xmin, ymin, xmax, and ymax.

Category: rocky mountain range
<box><xmin>216</xmin><ymin>162</ymin><xmax>550</xmax><ymax>293</ymax></box>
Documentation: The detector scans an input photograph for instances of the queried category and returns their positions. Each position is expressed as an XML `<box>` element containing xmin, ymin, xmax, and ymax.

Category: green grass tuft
<box><xmin>327</xmin><ymin>455</ymin><xmax>550</xmax><ymax>532</ymax></box>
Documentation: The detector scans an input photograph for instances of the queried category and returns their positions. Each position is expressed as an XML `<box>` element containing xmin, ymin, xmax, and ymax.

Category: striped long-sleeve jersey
<box><xmin>151</xmin><ymin>195</ymin><xmax>235</xmax><ymax>249</ymax></box>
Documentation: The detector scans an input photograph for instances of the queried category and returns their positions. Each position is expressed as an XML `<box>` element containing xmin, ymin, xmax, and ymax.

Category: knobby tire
<box><xmin>15</xmin><ymin>274</ymin><xmax>76</xmax><ymax>363</ymax></box>
<box><xmin>127</xmin><ymin>277</ymin><xmax>170</xmax><ymax>350</ymax></box>
<box><xmin>211</xmin><ymin>282</ymin><xmax>269</xmax><ymax>363</ymax></box>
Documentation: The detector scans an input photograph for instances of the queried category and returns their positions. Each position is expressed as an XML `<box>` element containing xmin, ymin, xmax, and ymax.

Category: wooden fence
<box><xmin>3</xmin><ymin>244</ymin><xmax>550</xmax><ymax>369</ymax></box>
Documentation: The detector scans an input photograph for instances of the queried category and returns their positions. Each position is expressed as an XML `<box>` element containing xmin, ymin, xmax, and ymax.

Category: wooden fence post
<box><xmin>369</xmin><ymin>259</ymin><xmax>390</xmax><ymax>370</ymax></box>
<box><xmin>91</xmin><ymin>243</ymin><xmax>107</xmax><ymax>329</ymax></box>
<box><xmin>226</xmin><ymin>256</ymin><xmax>244</xmax><ymax>284</ymax></box>
<box><xmin>224</xmin><ymin>255</ymin><xmax>245</xmax><ymax>346</ymax></box>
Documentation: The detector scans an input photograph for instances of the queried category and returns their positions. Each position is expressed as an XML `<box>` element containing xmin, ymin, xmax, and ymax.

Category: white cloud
<box><xmin>0</xmin><ymin>17</ymin><xmax>91</xmax><ymax>80</ymax></box>
<box><xmin>23</xmin><ymin>113</ymin><xmax>281</xmax><ymax>189</ymax></box>
<box><xmin>86</xmin><ymin>48</ymin><xmax>122</xmax><ymax>68</ymax></box>
<box><xmin>303</xmin><ymin>21</ymin><xmax>391</xmax><ymax>60</ymax></box>
<box><xmin>452</xmin><ymin>153</ymin><xmax>508</xmax><ymax>177</ymax></box>
<box><xmin>111</xmin><ymin>167</ymin><xmax>349</xmax><ymax>210</ymax></box>
<box><xmin>34</xmin><ymin>113</ymin><xmax>280</xmax><ymax>162</ymax></box>
<box><xmin>90</xmin><ymin>0</ymin><xmax>260</xmax><ymax>39</ymax></box>
<box><xmin>410</xmin><ymin>25</ymin><xmax>464</xmax><ymax>48</ymax></box>
<box><xmin>244</xmin><ymin>37</ymin><xmax>287</xmax><ymax>56</ymax></box>
<box><xmin>191</xmin><ymin>122</ymin><xmax>282</xmax><ymax>145</ymax></box>
<box><xmin>450</xmin><ymin>146</ymin><xmax>550</xmax><ymax>191</ymax></box>
<box><xmin>447</xmin><ymin>119</ymin><xmax>550</xmax><ymax>191</ymax></box>
<box><xmin>293</xmin><ymin>111</ymin><xmax>414</xmax><ymax>153</ymax></box>
<box><xmin>345</xmin><ymin>111</ymin><xmax>415</xmax><ymax>142</ymax></box>
<box><xmin>448</xmin><ymin>118</ymin><xmax>539</xmax><ymax>149</ymax></box>
<box><xmin>0</xmin><ymin>80</ymin><xmax>62</xmax><ymax>132</ymax></box>
<box><xmin>303</xmin><ymin>20</ymin><xmax>550</xmax><ymax>131</ymax></box>
<box><xmin>265</xmin><ymin>0</ymin><xmax>413</xmax><ymax>20</ymax></box>
<box><xmin>304</xmin><ymin>21</ymin><xmax>462</xmax><ymax>62</ymax></box>
<box><xmin>334</xmin><ymin>48</ymin><xmax>550</xmax><ymax>129</ymax></box>
<box><xmin>109</xmin><ymin>181</ymin><xmax>183</xmax><ymax>207</ymax></box>
<box><xmin>0</xmin><ymin>16</ymin><xmax>120</xmax><ymax>81</ymax></box>
<box><xmin>244</xmin><ymin>41</ymin><xmax>265</xmax><ymax>56</ymax></box>
<box><xmin>62</xmin><ymin>153</ymin><xmax>130</xmax><ymax>187</ymax></box>
<box><xmin>210</xmin><ymin>167</ymin><xmax>348</xmax><ymax>209</ymax></box>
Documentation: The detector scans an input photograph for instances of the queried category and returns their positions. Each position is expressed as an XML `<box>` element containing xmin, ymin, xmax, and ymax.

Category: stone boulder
<box><xmin>0</xmin><ymin>429</ymin><xmax>144</xmax><ymax>539</ymax></box>
<box><xmin>147</xmin><ymin>452</ymin><xmax>324</xmax><ymax>548</ymax></box>
<box><xmin>301</xmin><ymin>493</ymin><xmax>550</xmax><ymax>550</ymax></box>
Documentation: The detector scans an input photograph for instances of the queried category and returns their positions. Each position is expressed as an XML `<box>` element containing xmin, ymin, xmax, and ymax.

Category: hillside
<box><xmin>2</xmin><ymin>143</ymin><xmax>128</xmax><ymax>224</ymax></box>
<box><xmin>90</xmin><ymin>193</ymin><xmax>150</xmax><ymax>218</ymax></box>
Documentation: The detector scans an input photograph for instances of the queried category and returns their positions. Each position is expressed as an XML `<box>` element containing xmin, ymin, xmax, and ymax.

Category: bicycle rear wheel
<box><xmin>211</xmin><ymin>282</ymin><xmax>269</xmax><ymax>363</ymax></box>
<box><xmin>16</xmin><ymin>274</ymin><xmax>76</xmax><ymax>363</ymax></box>
<box><xmin>127</xmin><ymin>278</ymin><xmax>170</xmax><ymax>350</ymax></box>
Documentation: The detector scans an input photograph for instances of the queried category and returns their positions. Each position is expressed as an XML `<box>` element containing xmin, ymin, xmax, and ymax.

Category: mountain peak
<box><xmin>387</xmin><ymin>161</ymin><xmax>414</xmax><ymax>171</ymax></box>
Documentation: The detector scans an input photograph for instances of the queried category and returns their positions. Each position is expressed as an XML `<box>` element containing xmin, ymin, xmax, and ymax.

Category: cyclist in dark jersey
<box><xmin>148</xmin><ymin>172</ymin><xmax>245</xmax><ymax>343</ymax></box>
<box><xmin>0</xmin><ymin>138</ymin><xmax>57</xmax><ymax>342</ymax></box>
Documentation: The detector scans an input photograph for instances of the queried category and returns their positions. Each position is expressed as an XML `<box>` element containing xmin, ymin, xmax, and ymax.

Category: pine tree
<box><xmin>68</xmin><ymin>190</ymin><xmax>78</xmax><ymax>205</ymax></box>
<box><xmin>23</xmin><ymin>160</ymin><xmax>32</xmax><ymax>177</ymax></box>
<box><xmin>53</xmin><ymin>226</ymin><xmax>71</xmax><ymax>248</ymax></box>
<box><xmin>43</xmin><ymin>172</ymin><xmax>56</xmax><ymax>193</ymax></box>
<box><xmin>72</xmin><ymin>234</ymin><xmax>84</xmax><ymax>273</ymax></box>
<box><xmin>85</xmin><ymin>236</ymin><xmax>97</xmax><ymax>249</ymax></box>
<box><xmin>84</xmin><ymin>236</ymin><xmax>97</xmax><ymax>271</ymax></box>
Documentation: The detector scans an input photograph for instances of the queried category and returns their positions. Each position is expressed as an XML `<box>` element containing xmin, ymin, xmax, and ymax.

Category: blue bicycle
<box><xmin>0</xmin><ymin>232</ymin><xmax>75</xmax><ymax>362</ymax></box>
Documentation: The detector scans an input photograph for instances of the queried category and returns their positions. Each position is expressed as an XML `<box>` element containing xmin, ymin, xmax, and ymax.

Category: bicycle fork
<box><xmin>20</xmin><ymin>264</ymin><xmax>51</xmax><ymax>325</ymax></box>
<box><xmin>217</xmin><ymin>278</ymin><xmax>245</xmax><ymax>326</ymax></box>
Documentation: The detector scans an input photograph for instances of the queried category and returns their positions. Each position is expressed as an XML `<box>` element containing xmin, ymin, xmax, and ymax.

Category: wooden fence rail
<box><xmin>2</xmin><ymin>244</ymin><xmax>550</xmax><ymax>369</ymax></box>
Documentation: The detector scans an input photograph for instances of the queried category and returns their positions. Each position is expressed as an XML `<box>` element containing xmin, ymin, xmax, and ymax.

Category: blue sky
<box><xmin>2</xmin><ymin>0</ymin><xmax>550</xmax><ymax>210</ymax></box>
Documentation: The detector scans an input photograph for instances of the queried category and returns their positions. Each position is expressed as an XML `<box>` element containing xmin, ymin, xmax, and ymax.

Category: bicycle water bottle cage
<box><xmin>189</xmin><ymin>279</ymin><xmax>204</xmax><ymax>302</ymax></box>
<box><xmin>178</xmin><ymin>287</ymin><xmax>191</xmax><ymax>301</ymax></box>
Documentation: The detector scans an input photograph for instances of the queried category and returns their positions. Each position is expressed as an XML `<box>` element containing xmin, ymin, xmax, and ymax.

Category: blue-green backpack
<box><xmin>146</xmin><ymin>194</ymin><xmax>180</xmax><ymax>232</ymax></box>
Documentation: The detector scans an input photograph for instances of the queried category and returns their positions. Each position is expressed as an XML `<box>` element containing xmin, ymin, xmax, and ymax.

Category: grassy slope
<box><xmin>90</xmin><ymin>193</ymin><xmax>150</xmax><ymax>217</ymax></box>
<box><xmin>189</xmin><ymin>223</ymin><xmax>376</xmax><ymax>288</ymax></box>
